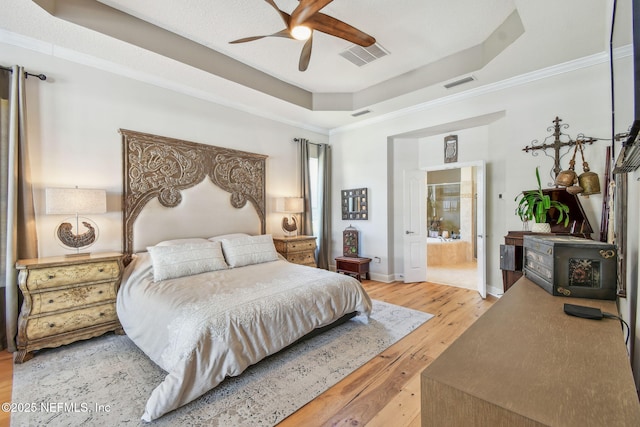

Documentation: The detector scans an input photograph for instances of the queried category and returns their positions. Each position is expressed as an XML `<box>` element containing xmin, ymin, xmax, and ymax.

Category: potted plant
<box><xmin>515</xmin><ymin>167</ymin><xmax>570</xmax><ymax>233</ymax></box>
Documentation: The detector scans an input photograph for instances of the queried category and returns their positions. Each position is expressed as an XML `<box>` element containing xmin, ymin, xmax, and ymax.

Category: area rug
<box><xmin>11</xmin><ymin>300</ymin><xmax>432</xmax><ymax>427</ymax></box>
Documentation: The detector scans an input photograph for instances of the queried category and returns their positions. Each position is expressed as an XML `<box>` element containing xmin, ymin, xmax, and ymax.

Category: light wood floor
<box><xmin>0</xmin><ymin>349</ymin><xmax>11</xmax><ymax>427</ymax></box>
<box><xmin>0</xmin><ymin>280</ymin><xmax>495</xmax><ymax>427</ymax></box>
<box><xmin>279</xmin><ymin>280</ymin><xmax>496</xmax><ymax>427</ymax></box>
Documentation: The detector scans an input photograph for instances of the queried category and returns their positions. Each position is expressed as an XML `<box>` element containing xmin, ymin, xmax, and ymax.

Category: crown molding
<box><xmin>0</xmin><ymin>29</ymin><xmax>330</xmax><ymax>135</ymax></box>
<box><xmin>2</xmin><ymin>27</ymin><xmax>624</xmax><ymax>136</ymax></box>
<box><xmin>330</xmin><ymin>50</ymin><xmax>614</xmax><ymax>135</ymax></box>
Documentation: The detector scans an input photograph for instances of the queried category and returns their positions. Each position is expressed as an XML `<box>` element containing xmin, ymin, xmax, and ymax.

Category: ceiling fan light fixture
<box><xmin>229</xmin><ymin>0</ymin><xmax>377</xmax><ymax>72</ymax></box>
<box><xmin>291</xmin><ymin>25</ymin><xmax>312</xmax><ymax>41</ymax></box>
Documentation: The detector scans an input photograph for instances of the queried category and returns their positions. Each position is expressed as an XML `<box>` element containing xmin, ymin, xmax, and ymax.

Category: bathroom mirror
<box><xmin>341</xmin><ymin>188</ymin><xmax>368</xmax><ymax>220</ymax></box>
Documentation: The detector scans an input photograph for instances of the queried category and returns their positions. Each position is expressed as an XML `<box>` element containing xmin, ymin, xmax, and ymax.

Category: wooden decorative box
<box><xmin>523</xmin><ymin>235</ymin><xmax>617</xmax><ymax>300</ymax></box>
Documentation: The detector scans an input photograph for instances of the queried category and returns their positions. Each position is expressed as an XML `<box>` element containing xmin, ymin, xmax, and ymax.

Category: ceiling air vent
<box><xmin>444</xmin><ymin>75</ymin><xmax>476</xmax><ymax>89</ymax></box>
<box><xmin>351</xmin><ymin>109</ymin><xmax>371</xmax><ymax>117</ymax></box>
<box><xmin>340</xmin><ymin>43</ymin><xmax>389</xmax><ymax>67</ymax></box>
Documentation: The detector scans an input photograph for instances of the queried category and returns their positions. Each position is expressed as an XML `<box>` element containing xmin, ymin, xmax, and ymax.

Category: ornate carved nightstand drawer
<box><xmin>24</xmin><ymin>260</ymin><xmax>120</xmax><ymax>291</ymax></box>
<box><xmin>31</xmin><ymin>282</ymin><xmax>118</xmax><ymax>315</ymax></box>
<box><xmin>26</xmin><ymin>303</ymin><xmax>118</xmax><ymax>340</ymax></box>
<box><xmin>284</xmin><ymin>239</ymin><xmax>316</xmax><ymax>252</ymax></box>
<box><xmin>15</xmin><ymin>252</ymin><xmax>124</xmax><ymax>363</ymax></box>
<box><xmin>286</xmin><ymin>251</ymin><xmax>316</xmax><ymax>266</ymax></box>
<box><xmin>272</xmin><ymin>236</ymin><xmax>317</xmax><ymax>268</ymax></box>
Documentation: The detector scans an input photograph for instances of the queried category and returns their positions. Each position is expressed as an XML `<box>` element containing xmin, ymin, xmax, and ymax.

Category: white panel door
<box><xmin>403</xmin><ymin>170</ymin><xmax>427</xmax><ymax>283</ymax></box>
<box><xmin>474</xmin><ymin>163</ymin><xmax>487</xmax><ymax>298</ymax></box>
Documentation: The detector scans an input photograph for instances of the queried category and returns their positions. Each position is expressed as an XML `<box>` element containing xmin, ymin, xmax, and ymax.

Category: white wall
<box><xmin>331</xmin><ymin>61</ymin><xmax>612</xmax><ymax>293</ymax></box>
<box><xmin>1</xmin><ymin>43</ymin><xmax>328</xmax><ymax>258</ymax></box>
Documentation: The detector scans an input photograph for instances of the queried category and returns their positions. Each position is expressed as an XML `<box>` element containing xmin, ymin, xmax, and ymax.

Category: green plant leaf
<box><xmin>514</xmin><ymin>167</ymin><xmax>570</xmax><ymax>227</ymax></box>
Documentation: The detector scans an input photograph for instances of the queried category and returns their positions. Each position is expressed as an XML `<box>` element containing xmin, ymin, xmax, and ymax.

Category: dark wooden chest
<box><xmin>523</xmin><ymin>235</ymin><xmax>617</xmax><ymax>300</ymax></box>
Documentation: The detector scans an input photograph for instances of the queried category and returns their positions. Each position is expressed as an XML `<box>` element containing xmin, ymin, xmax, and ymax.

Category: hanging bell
<box><xmin>555</xmin><ymin>168</ymin><xmax>577</xmax><ymax>187</ymax></box>
<box><xmin>576</xmin><ymin>140</ymin><xmax>600</xmax><ymax>196</ymax></box>
<box><xmin>556</xmin><ymin>144</ymin><xmax>579</xmax><ymax>187</ymax></box>
<box><xmin>578</xmin><ymin>168</ymin><xmax>600</xmax><ymax>195</ymax></box>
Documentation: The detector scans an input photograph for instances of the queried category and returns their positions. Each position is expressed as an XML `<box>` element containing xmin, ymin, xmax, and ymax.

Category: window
<box><xmin>308</xmin><ymin>152</ymin><xmax>320</xmax><ymax>237</ymax></box>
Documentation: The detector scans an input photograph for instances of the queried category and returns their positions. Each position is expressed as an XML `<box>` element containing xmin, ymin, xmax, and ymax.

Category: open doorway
<box><xmin>402</xmin><ymin>160</ymin><xmax>486</xmax><ymax>297</ymax></box>
<box><xmin>425</xmin><ymin>166</ymin><xmax>479</xmax><ymax>291</ymax></box>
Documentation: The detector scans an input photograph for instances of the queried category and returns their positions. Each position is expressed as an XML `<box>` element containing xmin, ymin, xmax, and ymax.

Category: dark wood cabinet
<box><xmin>335</xmin><ymin>256</ymin><xmax>371</xmax><ymax>281</ymax></box>
<box><xmin>501</xmin><ymin>189</ymin><xmax>594</xmax><ymax>293</ymax></box>
<box><xmin>500</xmin><ymin>231</ymin><xmax>535</xmax><ymax>292</ymax></box>
<box><xmin>501</xmin><ymin>231</ymin><xmax>563</xmax><ymax>292</ymax></box>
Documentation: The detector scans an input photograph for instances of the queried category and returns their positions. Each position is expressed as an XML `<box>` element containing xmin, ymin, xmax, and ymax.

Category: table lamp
<box><xmin>45</xmin><ymin>187</ymin><xmax>107</xmax><ymax>255</ymax></box>
<box><xmin>276</xmin><ymin>197</ymin><xmax>304</xmax><ymax>237</ymax></box>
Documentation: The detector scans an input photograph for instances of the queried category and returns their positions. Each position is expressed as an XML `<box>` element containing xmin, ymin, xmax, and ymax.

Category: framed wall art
<box><xmin>341</xmin><ymin>188</ymin><xmax>368</xmax><ymax>220</ymax></box>
<box><xmin>444</xmin><ymin>135</ymin><xmax>458</xmax><ymax>163</ymax></box>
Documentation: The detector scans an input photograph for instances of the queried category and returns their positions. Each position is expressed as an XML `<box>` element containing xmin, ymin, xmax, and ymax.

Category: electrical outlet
<box><xmin>373</xmin><ymin>257</ymin><xmax>381</xmax><ymax>263</ymax></box>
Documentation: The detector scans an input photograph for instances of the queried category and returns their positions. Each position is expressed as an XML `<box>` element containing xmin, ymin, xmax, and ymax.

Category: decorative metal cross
<box><xmin>522</xmin><ymin>117</ymin><xmax>596</xmax><ymax>181</ymax></box>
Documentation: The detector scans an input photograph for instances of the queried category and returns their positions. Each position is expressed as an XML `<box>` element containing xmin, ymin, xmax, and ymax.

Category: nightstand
<box><xmin>272</xmin><ymin>235</ymin><xmax>317</xmax><ymax>267</ymax></box>
<box><xmin>15</xmin><ymin>252</ymin><xmax>124</xmax><ymax>363</ymax></box>
<box><xmin>335</xmin><ymin>256</ymin><xmax>371</xmax><ymax>281</ymax></box>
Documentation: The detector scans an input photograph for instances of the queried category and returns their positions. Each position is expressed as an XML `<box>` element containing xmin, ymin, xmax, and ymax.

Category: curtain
<box><xmin>299</xmin><ymin>140</ymin><xmax>313</xmax><ymax>237</ymax></box>
<box><xmin>315</xmin><ymin>143</ymin><xmax>331</xmax><ymax>270</ymax></box>
<box><xmin>299</xmin><ymin>139</ymin><xmax>332</xmax><ymax>270</ymax></box>
<box><xmin>1</xmin><ymin>66</ymin><xmax>38</xmax><ymax>352</ymax></box>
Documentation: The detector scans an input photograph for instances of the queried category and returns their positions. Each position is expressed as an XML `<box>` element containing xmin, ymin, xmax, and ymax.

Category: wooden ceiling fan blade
<box><xmin>229</xmin><ymin>29</ymin><xmax>292</xmax><ymax>44</ymax></box>
<box><xmin>308</xmin><ymin>13</ymin><xmax>375</xmax><ymax>47</ymax></box>
<box><xmin>291</xmin><ymin>0</ymin><xmax>333</xmax><ymax>28</ymax></box>
<box><xmin>263</xmin><ymin>0</ymin><xmax>291</xmax><ymax>27</ymax></box>
<box><xmin>299</xmin><ymin>35</ymin><xmax>313</xmax><ymax>71</ymax></box>
<box><xmin>230</xmin><ymin>35</ymin><xmax>267</xmax><ymax>44</ymax></box>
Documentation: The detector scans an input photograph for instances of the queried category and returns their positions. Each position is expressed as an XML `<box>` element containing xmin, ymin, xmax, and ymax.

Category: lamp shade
<box><xmin>46</xmin><ymin>188</ymin><xmax>107</xmax><ymax>215</ymax></box>
<box><xmin>276</xmin><ymin>197</ymin><xmax>304</xmax><ymax>213</ymax></box>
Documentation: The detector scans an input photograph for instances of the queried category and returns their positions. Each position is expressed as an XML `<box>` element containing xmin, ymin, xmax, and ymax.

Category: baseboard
<box><xmin>369</xmin><ymin>272</ymin><xmax>394</xmax><ymax>283</ymax></box>
<box><xmin>328</xmin><ymin>264</ymin><xmax>394</xmax><ymax>283</ymax></box>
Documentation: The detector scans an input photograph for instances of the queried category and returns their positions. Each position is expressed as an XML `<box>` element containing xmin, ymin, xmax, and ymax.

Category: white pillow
<box><xmin>221</xmin><ymin>234</ymin><xmax>279</xmax><ymax>268</ymax></box>
<box><xmin>147</xmin><ymin>241</ymin><xmax>228</xmax><ymax>282</ymax></box>
<box><xmin>208</xmin><ymin>233</ymin><xmax>250</xmax><ymax>242</ymax></box>
<box><xmin>156</xmin><ymin>238</ymin><xmax>209</xmax><ymax>246</ymax></box>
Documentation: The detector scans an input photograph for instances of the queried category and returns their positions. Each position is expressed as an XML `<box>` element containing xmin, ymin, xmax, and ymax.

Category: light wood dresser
<box><xmin>272</xmin><ymin>235</ymin><xmax>317</xmax><ymax>267</ymax></box>
<box><xmin>421</xmin><ymin>277</ymin><xmax>640</xmax><ymax>426</ymax></box>
<box><xmin>15</xmin><ymin>252</ymin><xmax>124</xmax><ymax>363</ymax></box>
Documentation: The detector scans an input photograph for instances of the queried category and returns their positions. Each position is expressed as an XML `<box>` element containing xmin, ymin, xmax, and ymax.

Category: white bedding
<box><xmin>116</xmin><ymin>253</ymin><xmax>373</xmax><ymax>421</ymax></box>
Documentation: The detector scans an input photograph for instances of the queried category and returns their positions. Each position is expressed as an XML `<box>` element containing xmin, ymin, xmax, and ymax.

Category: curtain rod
<box><xmin>293</xmin><ymin>138</ymin><xmax>325</xmax><ymax>147</ymax></box>
<box><xmin>0</xmin><ymin>65</ymin><xmax>47</xmax><ymax>81</ymax></box>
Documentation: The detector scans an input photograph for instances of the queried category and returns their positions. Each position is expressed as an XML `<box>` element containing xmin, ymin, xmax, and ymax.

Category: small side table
<box><xmin>272</xmin><ymin>235</ymin><xmax>317</xmax><ymax>267</ymax></box>
<box><xmin>15</xmin><ymin>252</ymin><xmax>124</xmax><ymax>363</ymax></box>
<box><xmin>335</xmin><ymin>256</ymin><xmax>371</xmax><ymax>282</ymax></box>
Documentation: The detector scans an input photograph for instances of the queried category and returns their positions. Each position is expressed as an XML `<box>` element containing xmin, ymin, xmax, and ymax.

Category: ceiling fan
<box><xmin>229</xmin><ymin>0</ymin><xmax>376</xmax><ymax>71</ymax></box>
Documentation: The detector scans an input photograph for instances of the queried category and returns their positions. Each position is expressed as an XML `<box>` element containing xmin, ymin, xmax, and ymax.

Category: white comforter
<box><xmin>116</xmin><ymin>253</ymin><xmax>372</xmax><ymax>421</ymax></box>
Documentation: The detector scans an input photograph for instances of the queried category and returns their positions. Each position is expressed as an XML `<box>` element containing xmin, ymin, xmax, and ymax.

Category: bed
<box><xmin>115</xmin><ymin>130</ymin><xmax>372</xmax><ymax>421</ymax></box>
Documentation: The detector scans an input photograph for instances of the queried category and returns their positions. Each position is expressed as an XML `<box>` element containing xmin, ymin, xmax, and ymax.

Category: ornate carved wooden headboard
<box><xmin>120</xmin><ymin>129</ymin><xmax>267</xmax><ymax>262</ymax></box>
